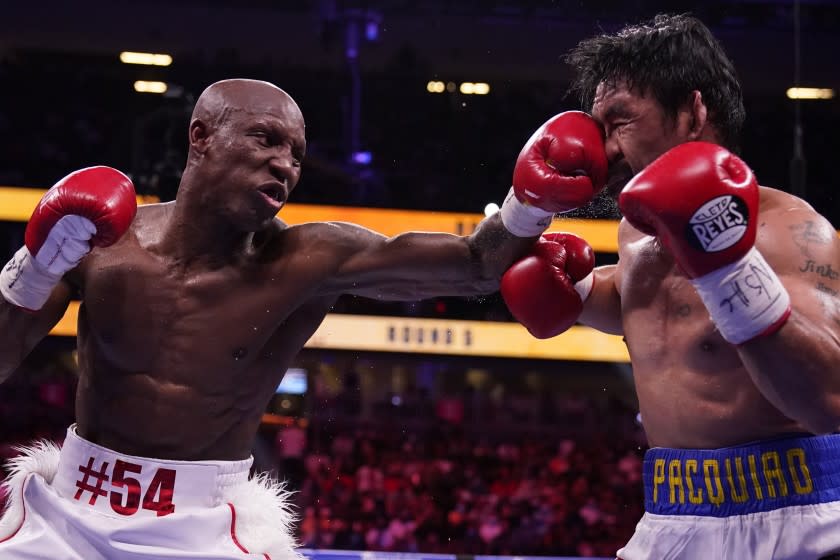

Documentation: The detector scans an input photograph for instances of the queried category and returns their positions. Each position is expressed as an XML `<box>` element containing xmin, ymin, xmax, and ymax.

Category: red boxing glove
<box><xmin>501</xmin><ymin>112</ymin><xmax>608</xmax><ymax>237</ymax></box>
<box><xmin>26</xmin><ymin>166</ymin><xmax>137</xmax><ymax>251</ymax></box>
<box><xmin>619</xmin><ymin>142</ymin><xmax>758</xmax><ymax>278</ymax></box>
<box><xmin>619</xmin><ymin>142</ymin><xmax>790</xmax><ymax>344</ymax></box>
<box><xmin>1</xmin><ymin>166</ymin><xmax>137</xmax><ymax>310</ymax></box>
<box><xmin>501</xmin><ymin>232</ymin><xmax>595</xmax><ymax>339</ymax></box>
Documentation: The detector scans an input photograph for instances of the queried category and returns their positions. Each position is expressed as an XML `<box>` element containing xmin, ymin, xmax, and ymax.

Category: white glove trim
<box><xmin>574</xmin><ymin>271</ymin><xmax>595</xmax><ymax>302</ymax></box>
<box><xmin>500</xmin><ymin>187</ymin><xmax>554</xmax><ymax>237</ymax></box>
<box><xmin>0</xmin><ymin>246</ymin><xmax>60</xmax><ymax>310</ymax></box>
<box><xmin>691</xmin><ymin>247</ymin><xmax>791</xmax><ymax>344</ymax></box>
<box><xmin>0</xmin><ymin>215</ymin><xmax>95</xmax><ymax>311</ymax></box>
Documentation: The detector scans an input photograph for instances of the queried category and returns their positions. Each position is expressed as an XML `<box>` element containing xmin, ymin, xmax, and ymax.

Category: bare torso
<box><xmin>615</xmin><ymin>187</ymin><xmax>807</xmax><ymax>448</ymax></box>
<box><xmin>73</xmin><ymin>203</ymin><xmax>342</xmax><ymax>460</ymax></box>
<box><xmin>10</xmin><ymin>78</ymin><xmax>529</xmax><ymax>462</ymax></box>
<box><xmin>66</xmin><ymin>194</ymin><xmax>521</xmax><ymax>460</ymax></box>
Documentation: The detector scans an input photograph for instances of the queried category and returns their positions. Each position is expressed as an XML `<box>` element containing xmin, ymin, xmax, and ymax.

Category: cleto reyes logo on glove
<box><xmin>685</xmin><ymin>194</ymin><xmax>749</xmax><ymax>253</ymax></box>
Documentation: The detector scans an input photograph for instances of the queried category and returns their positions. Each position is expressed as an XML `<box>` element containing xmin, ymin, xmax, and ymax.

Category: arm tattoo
<box><xmin>817</xmin><ymin>282</ymin><xmax>839</xmax><ymax>297</ymax></box>
<box><xmin>790</xmin><ymin>220</ymin><xmax>833</xmax><ymax>258</ymax></box>
<box><xmin>799</xmin><ymin>260</ymin><xmax>840</xmax><ymax>280</ymax></box>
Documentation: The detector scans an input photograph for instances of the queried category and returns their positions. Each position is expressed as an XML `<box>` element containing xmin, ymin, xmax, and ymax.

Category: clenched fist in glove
<box><xmin>500</xmin><ymin>112</ymin><xmax>608</xmax><ymax>237</ymax></box>
<box><xmin>619</xmin><ymin>142</ymin><xmax>790</xmax><ymax>344</ymax></box>
<box><xmin>1</xmin><ymin>166</ymin><xmax>137</xmax><ymax>311</ymax></box>
<box><xmin>501</xmin><ymin>232</ymin><xmax>595</xmax><ymax>339</ymax></box>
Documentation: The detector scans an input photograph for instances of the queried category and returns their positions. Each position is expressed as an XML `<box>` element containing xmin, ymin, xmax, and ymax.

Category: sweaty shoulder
<box><xmin>756</xmin><ymin>186</ymin><xmax>839</xmax><ymax>272</ymax></box>
<box><xmin>270</xmin><ymin>220</ymin><xmax>384</xmax><ymax>263</ymax></box>
<box><xmin>758</xmin><ymin>186</ymin><xmax>816</xmax><ymax>215</ymax></box>
<box><xmin>131</xmin><ymin>203</ymin><xmax>170</xmax><ymax>242</ymax></box>
<box><xmin>757</xmin><ymin>186</ymin><xmax>829</xmax><ymax>229</ymax></box>
<box><xmin>279</xmin><ymin>220</ymin><xmax>378</xmax><ymax>247</ymax></box>
<box><xmin>69</xmin><ymin>203</ymin><xmax>168</xmax><ymax>286</ymax></box>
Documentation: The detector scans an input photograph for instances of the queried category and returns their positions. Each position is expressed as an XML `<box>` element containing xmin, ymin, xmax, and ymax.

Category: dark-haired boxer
<box><xmin>503</xmin><ymin>14</ymin><xmax>840</xmax><ymax>560</ymax></box>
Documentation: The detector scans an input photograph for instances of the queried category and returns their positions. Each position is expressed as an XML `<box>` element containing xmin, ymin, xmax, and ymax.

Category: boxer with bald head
<box><xmin>502</xmin><ymin>15</ymin><xmax>840</xmax><ymax>560</ymax></box>
<box><xmin>0</xmin><ymin>78</ymin><xmax>608</xmax><ymax>558</ymax></box>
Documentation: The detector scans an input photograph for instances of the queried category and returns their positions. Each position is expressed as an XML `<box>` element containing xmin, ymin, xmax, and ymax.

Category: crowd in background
<box><xmin>290</xmin><ymin>422</ymin><xmax>643</xmax><ymax>557</ymax></box>
<box><xmin>0</xmin><ymin>345</ymin><xmax>645</xmax><ymax>557</ymax></box>
<box><xmin>0</xmin><ymin>23</ymin><xmax>838</xmax><ymax>557</ymax></box>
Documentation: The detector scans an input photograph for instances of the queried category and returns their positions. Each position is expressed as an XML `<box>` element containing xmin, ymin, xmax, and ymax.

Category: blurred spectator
<box><xmin>276</xmin><ymin>421</ymin><xmax>308</xmax><ymax>489</ymax></box>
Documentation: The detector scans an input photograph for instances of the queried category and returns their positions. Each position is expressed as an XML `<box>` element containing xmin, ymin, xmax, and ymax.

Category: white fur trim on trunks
<box><xmin>0</xmin><ymin>433</ymin><xmax>303</xmax><ymax>560</ymax></box>
<box><xmin>222</xmin><ymin>472</ymin><xmax>302</xmax><ymax>558</ymax></box>
<box><xmin>0</xmin><ymin>439</ymin><xmax>62</xmax><ymax>539</ymax></box>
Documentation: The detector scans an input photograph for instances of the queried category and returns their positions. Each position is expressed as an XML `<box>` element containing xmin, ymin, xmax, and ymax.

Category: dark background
<box><xmin>0</xmin><ymin>2</ymin><xmax>838</xmax><ymax>557</ymax></box>
<box><xmin>0</xmin><ymin>0</ymin><xmax>837</xmax><ymax>219</ymax></box>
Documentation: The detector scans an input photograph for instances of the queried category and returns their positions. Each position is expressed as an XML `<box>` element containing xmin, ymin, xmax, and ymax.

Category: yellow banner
<box><xmin>51</xmin><ymin>303</ymin><xmax>629</xmax><ymax>362</ymax></box>
<box><xmin>5</xmin><ymin>186</ymin><xmax>839</xmax><ymax>256</ymax></box>
<box><xmin>0</xmin><ymin>186</ymin><xmax>620</xmax><ymax>252</ymax></box>
<box><xmin>0</xmin><ymin>187</ymin><xmax>158</xmax><ymax>220</ymax></box>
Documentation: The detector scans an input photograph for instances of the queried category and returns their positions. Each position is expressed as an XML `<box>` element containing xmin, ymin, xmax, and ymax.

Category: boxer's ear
<box><xmin>678</xmin><ymin>90</ymin><xmax>708</xmax><ymax>141</ymax></box>
<box><xmin>189</xmin><ymin>118</ymin><xmax>211</xmax><ymax>154</ymax></box>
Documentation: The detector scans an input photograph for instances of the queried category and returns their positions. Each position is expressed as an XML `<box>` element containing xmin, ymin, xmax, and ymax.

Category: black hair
<box><xmin>565</xmin><ymin>14</ymin><xmax>745</xmax><ymax>151</ymax></box>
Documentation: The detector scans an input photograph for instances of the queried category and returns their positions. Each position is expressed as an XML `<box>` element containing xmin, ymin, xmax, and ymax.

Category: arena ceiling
<box><xmin>3</xmin><ymin>0</ymin><xmax>838</xmax><ymax>96</ymax></box>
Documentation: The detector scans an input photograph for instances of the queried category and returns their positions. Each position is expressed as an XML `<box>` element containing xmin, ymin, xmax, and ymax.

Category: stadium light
<box><xmin>472</xmin><ymin>82</ymin><xmax>490</xmax><ymax>95</ymax></box>
<box><xmin>120</xmin><ymin>51</ymin><xmax>173</xmax><ymax>66</ymax></box>
<box><xmin>426</xmin><ymin>80</ymin><xmax>445</xmax><ymax>93</ymax></box>
<box><xmin>134</xmin><ymin>80</ymin><xmax>168</xmax><ymax>94</ymax></box>
<box><xmin>786</xmin><ymin>87</ymin><xmax>835</xmax><ymax>100</ymax></box>
<box><xmin>460</xmin><ymin>82</ymin><xmax>491</xmax><ymax>95</ymax></box>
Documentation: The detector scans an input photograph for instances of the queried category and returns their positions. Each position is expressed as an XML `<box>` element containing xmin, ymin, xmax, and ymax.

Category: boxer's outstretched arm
<box><xmin>578</xmin><ymin>265</ymin><xmax>623</xmax><ymax>335</ymax></box>
<box><xmin>738</xmin><ymin>208</ymin><xmax>840</xmax><ymax>434</ymax></box>
<box><xmin>0</xmin><ymin>281</ymin><xmax>73</xmax><ymax>383</ymax></box>
<box><xmin>319</xmin><ymin>213</ymin><xmax>536</xmax><ymax>299</ymax></box>
<box><xmin>320</xmin><ymin>111</ymin><xmax>608</xmax><ymax>301</ymax></box>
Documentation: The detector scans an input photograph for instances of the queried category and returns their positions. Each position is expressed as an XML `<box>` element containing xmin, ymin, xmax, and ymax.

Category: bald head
<box><xmin>179</xmin><ymin>78</ymin><xmax>307</xmax><ymax>227</ymax></box>
<box><xmin>192</xmin><ymin>79</ymin><xmax>302</xmax><ymax>128</ymax></box>
<box><xmin>186</xmin><ymin>77</ymin><xmax>307</xmax><ymax>171</ymax></box>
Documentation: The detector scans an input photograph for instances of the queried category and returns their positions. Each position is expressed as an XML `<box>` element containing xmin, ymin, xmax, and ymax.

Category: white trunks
<box><xmin>618</xmin><ymin>434</ymin><xmax>840</xmax><ymax>560</ymax></box>
<box><xmin>0</xmin><ymin>425</ymin><xmax>302</xmax><ymax>559</ymax></box>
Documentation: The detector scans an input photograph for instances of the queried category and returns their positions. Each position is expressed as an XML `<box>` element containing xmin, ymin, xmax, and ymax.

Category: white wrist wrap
<box><xmin>0</xmin><ymin>246</ymin><xmax>61</xmax><ymax>311</ymax></box>
<box><xmin>574</xmin><ymin>271</ymin><xmax>595</xmax><ymax>302</ymax></box>
<box><xmin>691</xmin><ymin>247</ymin><xmax>791</xmax><ymax>345</ymax></box>
<box><xmin>500</xmin><ymin>187</ymin><xmax>554</xmax><ymax>237</ymax></box>
<box><xmin>0</xmin><ymin>215</ymin><xmax>95</xmax><ymax>311</ymax></box>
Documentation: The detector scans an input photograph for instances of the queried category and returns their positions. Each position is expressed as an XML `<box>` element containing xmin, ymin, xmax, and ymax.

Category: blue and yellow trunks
<box><xmin>643</xmin><ymin>433</ymin><xmax>840</xmax><ymax>517</ymax></box>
